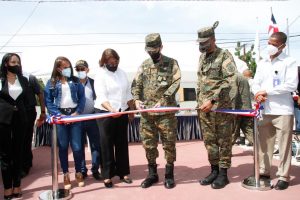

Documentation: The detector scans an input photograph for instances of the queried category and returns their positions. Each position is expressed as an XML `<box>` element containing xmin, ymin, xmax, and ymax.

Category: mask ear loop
<box><xmin>277</xmin><ymin>43</ymin><xmax>285</xmax><ymax>51</ymax></box>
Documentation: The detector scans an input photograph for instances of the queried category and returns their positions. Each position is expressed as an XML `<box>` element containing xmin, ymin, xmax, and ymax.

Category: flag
<box><xmin>268</xmin><ymin>12</ymin><xmax>279</xmax><ymax>36</ymax></box>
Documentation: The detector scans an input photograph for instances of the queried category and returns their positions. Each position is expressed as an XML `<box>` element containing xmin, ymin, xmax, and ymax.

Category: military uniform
<box><xmin>196</xmin><ymin>21</ymin><xmax>237</xmax><ymax>189</ymax></box>
<box><xmin>131</xmin><ymin>48</ymin><xmax>181</xmax><ymax>164</ymax></box>
<box><xmin>232</xmin><ymin>73</ymin><xmax>254</xmax><ymax>145</ymax></box>
<box><xmin>131</xmin><ymin>33</ymin><xmax>181</xmax><ymax>189</ymax></box>
<box><xmin>197</xmin><ymin>47</ymin><xmax>237</xmax><ymax>168</ymax></box>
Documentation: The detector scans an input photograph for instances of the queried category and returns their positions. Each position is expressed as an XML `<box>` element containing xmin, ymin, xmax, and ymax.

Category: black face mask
<box><xmin>149</xmin><ymin>52</ymin><xmax>161</xmax><ymax>63</ymax></box>
<box><xmin>106</xmin><ymin>64</ymin><xmax>118</xmax><ymax>72</ymax></box>
<box><xmin>7</xmin><ymin>65</ymin><xmax>21</xmax><ymax>75</ymax></box>
<box><xmin>199</xmin><ymin>43</ymin><xmax>211</xmax><ymax>53</ymax></box>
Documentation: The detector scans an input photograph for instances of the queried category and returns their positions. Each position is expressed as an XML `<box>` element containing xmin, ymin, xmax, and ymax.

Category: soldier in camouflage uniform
<box><xmin>196</xmin><ymin>21</ymin><xmax>237</xmax><ymax>189</ymax></box>
<box><xmin>232</xmin><ymin>73</ymin><xmax>254</xmax><ymax>146</ymax></box>
<box><xmin>131</xmin><ymin>33</ymin><xmax>181</xmax><ymax>189</ymax></box>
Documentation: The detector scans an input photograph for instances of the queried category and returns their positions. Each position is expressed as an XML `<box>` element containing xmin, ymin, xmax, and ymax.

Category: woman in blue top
<box><xmin>44</xmin><ymin>56</ymin><xmax>86</xmax><ymax>190</ymax></box>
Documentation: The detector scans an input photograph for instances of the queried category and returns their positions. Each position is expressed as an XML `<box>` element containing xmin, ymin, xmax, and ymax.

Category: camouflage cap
<box><xmin>145</xmin><ymin>33</ymin><xmax>162</xmax><ymax>51</ymax></box>
<box><xmin>197</xmin><ymin>21</ymin><xmax>219</xmax><ymax>42</ymax></box>
<box><xmin>75</xmin><ymin>60</ymin><xmax>88</xmax><ymax>68</ymax></box>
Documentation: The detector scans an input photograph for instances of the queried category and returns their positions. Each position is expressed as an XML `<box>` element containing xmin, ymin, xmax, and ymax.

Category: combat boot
<box><xmin>141</xmin><ymin>164</ymin><xmax>159</xmax><ymax>188</ymax></box>
<box><xmin>211</xmin><ymin>168</ymin><xmax>229</xmax><ymax>189</ymax></box>
<box><xmin>199</xmin><ymin>165</ymin><xmax>219</xmax><ymax>185</ymax></box>
<box><xmin>164</xmin><ymin>163</ymin><xmax>175</xmax><ymax>189</ymax></box>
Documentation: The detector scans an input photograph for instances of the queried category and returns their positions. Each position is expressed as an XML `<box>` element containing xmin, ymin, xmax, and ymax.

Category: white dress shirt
<box><xmin>94</xmin><ymin>67</ymin><xmax>132</xmax><ymax>111</ymax></box>
<box><xmin>252</xmin><ymin>52</ymin><xmax>298</xmax><ymax>115</ymax></box>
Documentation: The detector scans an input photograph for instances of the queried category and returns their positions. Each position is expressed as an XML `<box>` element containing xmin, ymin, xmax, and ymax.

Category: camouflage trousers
<box><xmin>198</xmin><ymin>111</ymin><xmax>234</xmax><ymax>168</ymax></box>
<box><xmin>232</xmin><ymin>115</ymin><xmax>254</xmax><ymax>145</ymax></box>
<box><xmin>140</xmin><ymin>113</ymin><xmax>177</xmax><ymax>164</ymax></box>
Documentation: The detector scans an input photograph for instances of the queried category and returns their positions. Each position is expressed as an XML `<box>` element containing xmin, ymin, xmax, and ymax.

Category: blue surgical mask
<box><xmin>62</xmin><ymin>68</ymin><xmax>71</xmax><ymax>78</ymax></box>
<box><xmin>77</xmin><ymin>71</ymin><xmax>87</xmax><ymax>79</ymax></box>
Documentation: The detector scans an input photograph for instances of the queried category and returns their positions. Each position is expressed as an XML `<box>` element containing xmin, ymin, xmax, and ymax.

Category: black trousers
<box><xmin>0</xmin><ymin>111</ymin><xmax>26</xmax><ymax>189</ymax></box>
<box><xmin>23</xmin><ymin>108</ymin><xmax>37</xmax><ymax>170</ymax></box>
<box><xmin>95</xmin><ymin>109</ymin><xmax>130</xmax><ymax>179</ymax></box>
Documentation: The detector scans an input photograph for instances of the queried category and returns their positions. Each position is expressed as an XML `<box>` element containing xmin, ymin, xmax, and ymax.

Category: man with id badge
<box><xmin>252</xmin><ymin>32</ymin><xmax>298</xmax><ymax>190</ymax></box>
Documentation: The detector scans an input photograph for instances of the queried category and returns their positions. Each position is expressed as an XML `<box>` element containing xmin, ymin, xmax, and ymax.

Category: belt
<box><xmin>59</xmin><ymin>107</ymin><xmax>76</xmax><ymax>115</ymax></box>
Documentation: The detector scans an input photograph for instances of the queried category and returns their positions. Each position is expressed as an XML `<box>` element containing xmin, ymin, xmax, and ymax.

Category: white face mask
<box><xmin>77</xmin><ymin>71</ymin><xmax>87</xmax><ymax>79</ymax></box>
<box><xmin>61</xmin><ymin>68</ymin><xmax>71</xmax><ymax>78</ymax></box>
<box><xmin>267</xmin><ymin>44</ymin><xmax>283</xmax><ymax>56</ymax></box>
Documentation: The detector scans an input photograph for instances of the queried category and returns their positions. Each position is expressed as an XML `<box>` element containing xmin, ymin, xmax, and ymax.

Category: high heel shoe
<box><xmin>3</xmin><ymin>194</ymin><xmax>13</xmax><ymax>200</ymax></box>
<box><xmin>120</xmin><ymin>176</ymin><xmax>133</xmax><ymax>184</ymax></box>
<box><xmin>12</xmin><ymin>187</ymin><xmax>22</xmax><ymax>198</ymax></box>
<box><xmin>13</xmin><ymin>192</ymin><xmax>22</xmax><ymax>198</ymax></box>
<box><xmin>104</xmin><ymin>180</ymin><xmax>113</xmax><ymax>188</ymax></box>
<box><xmin>4</xmin><ymin>188</ymin><xmax>13</xmax><ymax>200</ymax></box>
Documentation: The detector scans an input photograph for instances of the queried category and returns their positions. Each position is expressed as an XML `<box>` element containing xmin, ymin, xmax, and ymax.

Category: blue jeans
<box><xmin>57</xmin><ymin>122</ymin><xmax>83</xmax><ymax>173</ymax></box>
<box><xmin>294</xmin><ymin>102</ymin><xmax>300</xmax><ymax>131</ymax></box>
<box><xmin>81</xmin><ymin>119</ymin><xmax>101</xmax><ymax>174</ymax></box>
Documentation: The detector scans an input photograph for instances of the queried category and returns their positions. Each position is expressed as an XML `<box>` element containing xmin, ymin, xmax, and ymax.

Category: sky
<box><xmin>0</xmin><ymin>0</ymin><xmax>299</xmax><ymax>80</ymax></box>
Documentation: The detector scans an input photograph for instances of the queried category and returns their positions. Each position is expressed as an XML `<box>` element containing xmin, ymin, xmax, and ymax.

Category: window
<box><xmin>183</xmin><ymin>88</ymin><xmax>196</xmax><ymax>101</ymax></box>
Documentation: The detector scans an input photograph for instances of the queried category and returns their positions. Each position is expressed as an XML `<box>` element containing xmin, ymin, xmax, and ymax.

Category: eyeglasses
<box><xmin>76</xmin><ymin>68</ymin><xmax>86</xmax><ymax>72</ymax></box>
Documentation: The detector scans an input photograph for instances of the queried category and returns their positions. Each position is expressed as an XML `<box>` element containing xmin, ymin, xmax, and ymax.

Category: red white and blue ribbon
<box><xmin>46</xmin><ymin>104</ymin><xmax>262</xmax><ymax>125</ymax></box>
<box><xmin>214</xmin><ymin>103</ymin><xmax>263</xmax><ymax>118</ymax></box>
<box><xmin>46</xmin><ymin>107</ymin><xmax>193</xmax><ymax>124</ymax></box>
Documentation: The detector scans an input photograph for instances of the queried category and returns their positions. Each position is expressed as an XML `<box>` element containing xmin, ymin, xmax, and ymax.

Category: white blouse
<box><xmin>94</xmin><ymin>67</ymin><xmax>132</xmax><ymax>111</ymax></box>
<box><xmin>60</xmin><ymin>82</ymin><xmax>77</xmax><ymax>109</ymax></box>
<box><xmin>8</xmin><ymin>78</ymin><xmax>22</xmax><ymax>100</ymax></box>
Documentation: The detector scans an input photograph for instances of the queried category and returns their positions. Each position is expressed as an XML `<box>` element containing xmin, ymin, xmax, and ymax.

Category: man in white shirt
<box><xmin>252</xmin><ymin>32</ymin><xmax>298</xmax><ymax>190</ymax></box>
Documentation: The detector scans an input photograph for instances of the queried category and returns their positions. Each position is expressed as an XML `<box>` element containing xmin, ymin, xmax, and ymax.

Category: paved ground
<box><xmin>1</xmin><ymin>140</ymin><xmax>300</xmax><ymax>200</ymax></box>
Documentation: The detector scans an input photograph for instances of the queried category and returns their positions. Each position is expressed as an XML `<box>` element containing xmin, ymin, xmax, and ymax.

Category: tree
<box><xmin>234</xmin><ymin>42</ymin><xmax>258</xmax><ymax>75</ymax></box>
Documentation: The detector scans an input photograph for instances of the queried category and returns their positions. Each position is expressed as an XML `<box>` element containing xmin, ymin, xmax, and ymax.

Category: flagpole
<box><xmin>242</xmin><ymin>117</ymin><xmax>272</xmax><ymax>191</ymax></box>
<box><xmin>254</xmin><ymin>17</ymin><xmax>260</xmax><ymax>64</ymax></box>
<box><xmin>39</xmin><ymin>124</ymin><xmax>72</xmax><ymax>200</ymax></box>
<box><xmin>285</xmin><ymin>15</ymin><xmax>300</xmax><ymax>56</ymax></box>
<box><xmin>268</xmin><ymin>7</ymin><xmax>275</xmax><ymax>36</ymax></box>
<box><xmin>286</xmin><ymin>18</ymin><xmax>290</xmax><ymax>56</ymax></box>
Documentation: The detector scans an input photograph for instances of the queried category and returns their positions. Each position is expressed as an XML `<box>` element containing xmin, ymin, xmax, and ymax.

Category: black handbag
<box><xmin>0</xmin><ymin>101</ymin><xmax>15</xmax><ymax>125</ymax></box>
